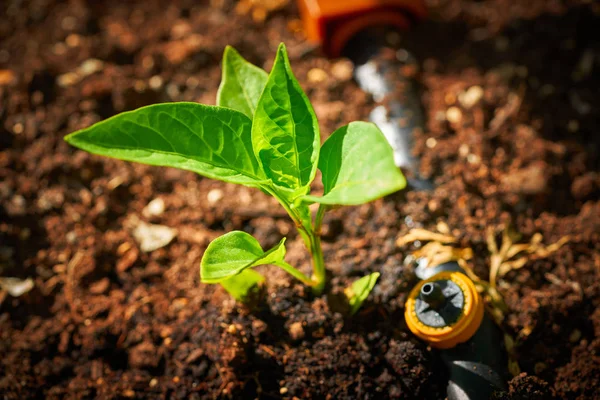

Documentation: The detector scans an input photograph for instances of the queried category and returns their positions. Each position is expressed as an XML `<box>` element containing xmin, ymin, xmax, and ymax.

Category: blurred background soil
<box><xmin>1</xmin><ymin>0</ymin><xmax>599</xmax><ymax>398</ymax></box>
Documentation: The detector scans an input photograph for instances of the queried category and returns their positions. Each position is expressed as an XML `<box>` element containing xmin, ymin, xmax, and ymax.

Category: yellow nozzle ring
<box><xmin>405</xmin><ymin>271</ymin><xmax>484</xmax><ymax>349</ymax></box>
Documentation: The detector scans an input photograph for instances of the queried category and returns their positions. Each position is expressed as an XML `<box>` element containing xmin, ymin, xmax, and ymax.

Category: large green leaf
<box><xmin>252</xmin><ymin>43</ymin><xmax>320</xmax><ymax>197</ymax></box>
<box><xmin>220</xmin><ymin>269</ymin><xmax>265</xmax><ymax>303</ymax></box>
<box><xmin>345</xmin><ymin>272</ymin><xmax>380</xmax><ymax>315</ymax></box>
<box><xmin>200</xmin><ymin>231</ymin><xmax>287</xmax><ymax>283</ymax></box>
<box><xmin>65</xmin><ymin>102</ymin><xmax>268</xmax><ymax>187</ymax></box>
<box><xmin>303</xmin><ymin>122</ymin><xmax>406</xmax><ymax>205</ymax></box>
<box><xmin>217</xmin><ymin>46</ymin><xmax>268</xmax><ymax>118</ymax></box>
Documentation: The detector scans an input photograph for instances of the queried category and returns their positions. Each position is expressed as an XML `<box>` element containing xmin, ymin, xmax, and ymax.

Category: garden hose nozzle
<box><xmin>405</xmin><ymin>262</ymin><xmax>507</xmax><ymax>400</ymax></box>
<box><xmin>297</xmin><ymin>0</ymin><xmax>432</xmax><ymax>189</ymax></box>
<box><xmin>297</xmin><ymin>0</ymin><xmax>427</xmax><ymax>58</ymax></box>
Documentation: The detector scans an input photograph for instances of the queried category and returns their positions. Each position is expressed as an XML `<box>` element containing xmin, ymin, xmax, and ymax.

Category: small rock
<box><xmin>307</xmin><ymin>68</ymin><xmax>327</xmax><ymax>83</ymax></box>
<box><xmin>79</xmin><ymin>59</ymin><xmax>104</xmax><ymax>77</ymax></box>
<box><xmin>288</xmin><ymin>321</ymin><xmax>305</xmax><ymax>341</ymax></box>
<box><xmin>207</xmin><ymin>189</ymin><xmax>223</xmax><ymax>205</ymax></box>
<box><xmin>446</xmin><ymin>107</ymin><xmax>462</xmax><ymax>124</ymax></box>
<box><xmin>0</xmin><ymin>277</ymin><xmax>34</xmax><ymax>297</ymax></box>
<box><xmin>143</xmin><ymin>198</ymin><xmax>165</xmax><ymax>217</ymax></box>
<box><xmin>458</xmin><ymin>86</ymin><xmax>484</xmax><ymax>109</ymax></box>
<box><xmin>57</xmin><ymin>72</ymin><xmax>80</xmax><ymax>87</ymax></box>
<box><xmin>148</xmin><ymin>75</ymin><xmax>163</xmax><ymax>90</ymax></box>
<box><xmin>331</xmin><ymin>60</ymin><xmax>354</xmax><ymax>81</ymax></box>
<box><xmin>132</xmin><ymin>221</ymin><xmax>177</xmax><ymax>252</ymax></box>
<box><xmin>66</xmin><ymin>231</ymin><xmax>78</xmax><ymax>243</ymax></box>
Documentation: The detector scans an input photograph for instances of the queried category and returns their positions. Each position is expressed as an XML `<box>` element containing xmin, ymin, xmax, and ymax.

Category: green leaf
<box><xmin>345</xmin><ymin>272</ymin><xmax>380</xmax><ymax>315</ymax></box>
<box><xmin>200</xmin><ymin>231</ymin><xmax>287</xmax><ymax>283</ymax></box>
<box><xmin>220</xmin><ymin>269</ymin><xmax>265</xmax><ymax>302</ymax></box>
<box><xmin>217</xmin><ymin>46</ymin><xmax>268</xmax><ymax>118</ymax></box>
<box><xmin>252</xmin><ymin>43</ymin><xmax>320</xmax><ymax>197</ymax></box>
<box><xmin>65</xmin><ymin>102</ymin><xmax>268</xmax><ymax>187</ymax></box>
<box><xmin>302</xmin><ymin>122</ymin><xmax>406</xmax><ymax>205</ymax></box>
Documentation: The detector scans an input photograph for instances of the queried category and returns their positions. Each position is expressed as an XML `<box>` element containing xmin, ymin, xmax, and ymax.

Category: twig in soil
<box><xmin>65</xmin><ymin>251</ymin><xmax>86</xmax><ymax>322</ymax></box>
<box><xmin>396</xmin><ymin>227</ymin><xmax>457</xmax><ymax>246</ymax></box>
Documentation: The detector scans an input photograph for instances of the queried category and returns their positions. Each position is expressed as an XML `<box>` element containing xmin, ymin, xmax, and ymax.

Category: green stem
<box><xmin>309</xmin><ymin>204</ymin><xmax>328</xmax><ymax>294</ymax></box>
<box><xmin>275</xmin><ymin>261</ymin><xmax>316</xmax><ymax>286</ymax></box>
<box><xmin>260</xmin><ymin>186</ymin><xmax>328</xmax><ymax>294</ymax></box>
<box><xmin>314</xmin><ymin>204</ymin><xmax>326</xmax><ymax>235</ymax></box>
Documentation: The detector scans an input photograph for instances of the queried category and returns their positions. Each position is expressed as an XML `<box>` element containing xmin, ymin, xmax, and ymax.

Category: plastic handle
<box><xmin>442</xmin><ymin>315</ymin><xmax>507</xmax><ymax>399</ymax></box>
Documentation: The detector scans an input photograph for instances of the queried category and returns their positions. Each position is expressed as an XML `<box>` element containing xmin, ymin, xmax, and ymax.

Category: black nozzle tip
<box><xmin>421</xmin><ymin>282</ymin><xmax>444</xmax><ymax>308</ymax></box>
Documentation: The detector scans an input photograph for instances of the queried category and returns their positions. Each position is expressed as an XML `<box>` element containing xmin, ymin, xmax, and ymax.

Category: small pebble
<box><xmin>79</xmin><ymin>59</ymin><xmax>104</xmax><ymax>77</ymax></box>
<box><xmin>331</xmin><ymin>60</ymin><xmax>353</xmax><ymax>82</ymax></box>
<box><xmin>13</xmin><ymin>123</ymin><xmax>23</xmax><ymax>134</ymax></box>
<box><xmin>207</xmin><ymin>189</ymin><xmax>223</xmax><ymax>204</ymax></box>
<box><xmin>57</xmin><ymin>72</ymin><xmax>80</xmax><ymax>87</ymax></box>
<box><xmin>149</xmin><ymin>75</ymin><xmax>163</xmax><ymax>90</ymax></box>
<box><xmin>143</xmin><ymin>198</ymin><xmax>165</xmax><ymax>217</ymax></box>
<box><xmin>446</xmin><ymin>107</ymin><xmax>462</xmax><ymax>124</ymax></box>
<box><xmin>425</xmin><ymin>138</ymin><xmax>437</xmax><ymax>149</ymax></box>
<box><xmin>458</xmin><ymin>86</ymin><xmax>484</xmax><ymax>109</ymax></box>
<box><xmin>288</xmin><ymin>321</ymin><xmax>305</xmax><ymax>341</ymax></box>
<box><xmin>0</xmin><ymin>277</ymin><xmax>34</xmax><ymax>297</ymax></box>
<box><xmin>132</xmin><ymin>221</ymin><xmax>177</xmax><ymax>252</ymax></box>
<box><xmin>307</xmin><ymin>68</ymin><xmax>327</xmax><ymax>83</ymax></box>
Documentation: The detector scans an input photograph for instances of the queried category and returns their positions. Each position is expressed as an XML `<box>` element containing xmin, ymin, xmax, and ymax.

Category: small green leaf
<box><xmin>346</xmin><ymin>272</ymin><xmax>380</xmax><ymax>315</ymax></box>
<box><xmin>65</xmin><ymin>103</ymin><xmax>268</xmax><ymax>187</ymax></box>
<box><xmin>217</xmin><ymin>46</ymin><xmax>268</xmax><ymax>118</ymax></box>
<box><xmin>302</xmin><ymin>122</ymin><xmax>406</xmax><ymax>205</ymax></box>
<box><xmin>220</xmin><ymin>269</ymin><xmax>265</xmax><ymax>302</ymax></box>
<box><xmin>200</xmin><ymin>231</ymin><xmax>287</xmax><ymax>283</ymax></box>
<box><xmin>252</xmin><ymin>43</ymin><xmax>320</xmax><ymax>197</ymax></box>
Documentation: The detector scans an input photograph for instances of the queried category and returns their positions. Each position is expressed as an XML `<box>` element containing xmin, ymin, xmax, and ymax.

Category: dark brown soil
<box><xmin>1</xmin><ymin>0</ymin><xmax>599</xmax><ymax>399</ymax></box>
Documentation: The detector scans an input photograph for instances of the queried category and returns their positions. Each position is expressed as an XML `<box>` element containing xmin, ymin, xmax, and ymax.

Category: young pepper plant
<box><xmin>64</xmin><ymin>43</ymin><xmax>406</xmax><ymax>312</ymax></box>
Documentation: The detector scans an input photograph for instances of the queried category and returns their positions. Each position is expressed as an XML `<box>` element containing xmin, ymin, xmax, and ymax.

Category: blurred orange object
<box><xmin>297</xmin><ymin>0</ymin><xmax>427</xmax><ymax>57</ymax></box>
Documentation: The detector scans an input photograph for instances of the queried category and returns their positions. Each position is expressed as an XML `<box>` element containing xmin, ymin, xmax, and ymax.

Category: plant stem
<box><xmin>314</xmin><ymin>204</ymin><xmax>326</xmax><ymax>235</ymax></box>
<box><xmin>309</xmin><ymin>204</ymin><xmax>328</xmax><ymax>294</ymax></box>
<box><xmin>275</xmin><ymin>261</ymin><xmax>316</xmax><ymax>286</ymax></box>
<box><xmin>306</xmin><ymin>230</ymin><xmax>326</xmax><ymax>294</ymax></box>
<box><xmin>261</xmin><ymin>186</ymin><xmax>328</xmax><ymax>294</ymax></box>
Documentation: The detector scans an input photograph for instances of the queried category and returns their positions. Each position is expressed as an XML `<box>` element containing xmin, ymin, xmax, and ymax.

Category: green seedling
<box><xmin>65</xmin><ymin>43</ymin><xmax>406</xmax><ymax>311</ymax></box>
